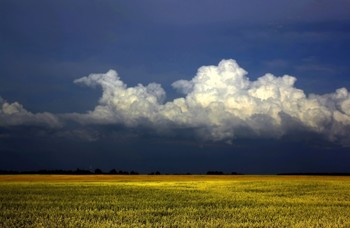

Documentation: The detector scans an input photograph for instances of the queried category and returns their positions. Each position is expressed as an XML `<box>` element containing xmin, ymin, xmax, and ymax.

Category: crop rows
<box><xmin>1</xmin><ymin>176</ymin><xmax>350</xmax><ymax>227</ymax></box>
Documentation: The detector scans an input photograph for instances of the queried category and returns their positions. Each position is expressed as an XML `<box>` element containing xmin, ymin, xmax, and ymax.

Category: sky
<box><xmin>1</xmin><ymin>0</ymin><xmax>350</xmax><ymax>174</ymax></box>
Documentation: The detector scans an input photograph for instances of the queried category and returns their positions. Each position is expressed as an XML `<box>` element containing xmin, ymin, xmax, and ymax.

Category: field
<box><xmin>1</xmin><ymin>175</ymin><xmax>350</xmax><ymax>227</ymax></box>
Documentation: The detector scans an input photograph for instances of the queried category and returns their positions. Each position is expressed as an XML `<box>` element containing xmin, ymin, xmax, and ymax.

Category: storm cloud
<box><xmin>68</xmin><ymin>59</ymin><xmax>350</xmax><ymax>145</ymax></box>
<box><xmin>1</xmin><ymin>59</ymin><xmax>350</xmax><ymax>145</ymax></box>
<box><xmin>0</xmin><ymin>96</ymin><xmax>61</xmax><ymax>128</ymax></box>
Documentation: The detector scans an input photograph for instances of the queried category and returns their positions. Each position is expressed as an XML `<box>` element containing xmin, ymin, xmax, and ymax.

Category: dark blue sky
<box><xmin>1</xmin><ymin>0</ymin><xmax>350</xmax><ymax>173</ymax></box>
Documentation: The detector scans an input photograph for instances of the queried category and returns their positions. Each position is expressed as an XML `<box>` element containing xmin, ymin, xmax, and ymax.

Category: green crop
<box><xmin>1</xmin><ymin>176</ymin><xmax>350</xmax><ymax>227</ymax></box>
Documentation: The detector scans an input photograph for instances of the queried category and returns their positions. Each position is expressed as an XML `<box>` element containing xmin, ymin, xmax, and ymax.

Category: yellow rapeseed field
<box><xmin>1</xmin><ymin>175</ymin><xmax>350</xmax><ymax>227</ymax></box>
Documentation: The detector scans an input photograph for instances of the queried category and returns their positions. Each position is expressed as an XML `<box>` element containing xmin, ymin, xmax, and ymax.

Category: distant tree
<box><xmin>109</xmin><ymin>169</ymin><xmax>117</xmax><ymax>174</ymax></box>
<box><xmin>130</xmin><ymin>170</ymin><xmax>139</xmax><ymax>175</ymax></box>
<box><xmin>0</xmin><ymin>170</ymin><xmax>19</xmax><ymax>174</ymax></box>
<box><xmin>206</xmin><ymin>171</ymin><xmax>224</xmax><ymax>175</ymax></box>
<box><xmin>118</xmin><ymin>170</ymin><xmax>129</xmax><ymax>175</ymax></box>
<box><xmin>75</xmin><ymin>169</ymin><xmax>92</xmax><ymax>174</ymax></box>
<box><xmin>94</xmin><ymin>168</ymin><xmax>103</xmax><ymax>174</ymax></box>
<box><xmin>148</xmin><ymin>171</ymin><xmax>161</xmax><ymax>175</ymax></box>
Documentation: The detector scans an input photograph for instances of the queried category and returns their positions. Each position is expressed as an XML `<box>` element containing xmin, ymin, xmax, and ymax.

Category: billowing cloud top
<box><xmin>72</xmin><ymin>59</ymin><xmax>350</xmax><ymax>145</ymax></box>
<box><xmin>1</xmin><ymin>59</ymin><xmax>350</xmax><ymax>145</ymax></box>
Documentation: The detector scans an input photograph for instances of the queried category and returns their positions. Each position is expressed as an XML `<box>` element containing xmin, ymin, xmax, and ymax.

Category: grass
<box><xmin>1</xmin><ymin>175</ymin><xmax>350</xmax><ymax>227</ymax></box>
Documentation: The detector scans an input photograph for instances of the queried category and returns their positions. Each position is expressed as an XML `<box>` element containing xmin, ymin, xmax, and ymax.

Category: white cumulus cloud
<box><xmin>71</xmin><ymin>59</ymin><xmax>350</xmax><ymax>145</ymax></box>
<box><xmin>72</xmin><ymin>69</ymin><xmax>166</xmax><ymax>126</ymax></box>
<box><xmin>0</xmin><ymin>97</ymin><xmax>61</xmax><ymax>128</ymax></box>
<box><xmin>1</xmin><ymin>59</ymin><xmax>349</xmax><ymax>145</ymax></box>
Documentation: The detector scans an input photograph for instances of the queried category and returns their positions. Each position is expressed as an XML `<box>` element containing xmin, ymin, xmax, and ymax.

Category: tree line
<box><xmin>0</xmin><ymin>169</ymin><xmax>243</xmax><ymax>175</ymax></box>
<box><xmin>0</xmin><ymin>169</ymin><xmax>139</xmax><ymax>175</ymax></box>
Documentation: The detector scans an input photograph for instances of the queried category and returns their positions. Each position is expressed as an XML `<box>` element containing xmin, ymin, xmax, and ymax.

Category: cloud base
<box><xmin>2</xmin><ymin>59</ymin><xmax>350</xmax><ymax>145</ymax></box>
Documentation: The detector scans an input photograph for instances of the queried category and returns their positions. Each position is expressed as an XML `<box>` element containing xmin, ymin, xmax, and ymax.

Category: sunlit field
<box><xmin>1</xmin><ymin>175</ymin><xmax>350</xmax><ymax>227</ymax></box>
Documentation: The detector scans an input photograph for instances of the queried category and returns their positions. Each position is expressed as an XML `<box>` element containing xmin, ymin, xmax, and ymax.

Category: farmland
<box><xmin>1</xmin><ymin>175</ymin><xmax>350</xmax><ymax>227</ymax></box>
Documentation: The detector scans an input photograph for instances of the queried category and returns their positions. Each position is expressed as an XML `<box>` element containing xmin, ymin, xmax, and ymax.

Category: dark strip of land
<box><xmin>1</xmin><ymin>174</ymin><xmax>350</xmax><ymax>182</ymax></box>
<box><xmin>277</xmin><ymin>173</ymin><xmax>350</xmax><ymax>176</ymax></box>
